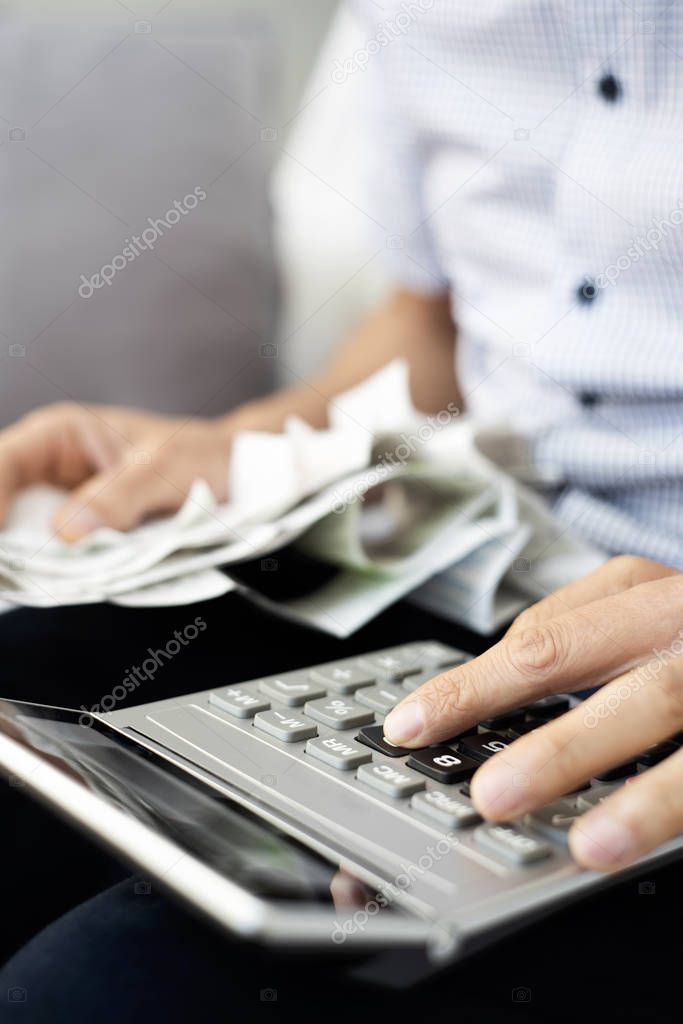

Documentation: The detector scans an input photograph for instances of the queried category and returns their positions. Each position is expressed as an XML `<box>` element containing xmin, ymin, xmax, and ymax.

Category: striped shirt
<box><xmin>350</xmin><ymin>0</ymin><xmax>683</xmax><ymax>568</ymax></box>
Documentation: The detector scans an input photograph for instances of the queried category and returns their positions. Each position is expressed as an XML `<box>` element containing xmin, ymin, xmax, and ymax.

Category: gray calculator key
<box><xmin>253</xmin><ymin>709</ymin><xmax>317</xmax><ymax>743</ymax></box>
<box><xmin>209</xmin><ymin>687</ymin><xmax>270</xmax><ymax>719</ymax></box>
<box><xmin>401</xmin><ymin>670</ymin><xmax>440</xmax><ymax>693</ymax></box>
<box><xmin>309</xmin><ymin>663</ymin><xmax>375</xmax><ymax>693</ymax></box>
<box><xmin>475</xmin><ymin>824</ymin><xmax>551</xmax><ymax>865</ymax></box>
<box><xmin>412</xmin><ymin>641</ymin><xmax>469</xmax><ymax>668</ymax></box>
<box><xmin>304</xmin><ymin>696</ymin><xmax>374</xmax><ymax>730</ymax></box>
<box><xmin>357</xmin><ymin>651</ymin><xmax>423</xmax><ymax>680</ymax></box>
<box><xmin>259</xmin><ymin>675</ymin><xmax>326</xmax><ymax>707</ymax></box>
<box><xmin>525</xmin><ymin>797</ymin><xmax>582</xmax><ymax>845</ymax></box>
<box><xmin>306</xmin><ymin>735</ymin><xmax>372</xmax><ymax>771</ymax></box>
<box><xmin>357</xmin><ymin>761</ymin><xmax>425</xmax><ymax>798</ymax></box>
<box><xmin>411</xmin><ymin>789</ymin><xmax>481</xmax><ymax>829</ymax></box>
<box><xmin>576</xmin><ymin>784</ymin><xmax>620</xmax><ymax>812</ymax></box>
<box><xmin>355</xmin><ymin>683</ymin><xmax>404</xmax><ymax>714</ymax></box>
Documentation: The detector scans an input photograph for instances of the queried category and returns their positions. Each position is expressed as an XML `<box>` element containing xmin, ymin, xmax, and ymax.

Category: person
<box><xmin>1</xmin><ymin>3</ymin><xmax>682</xmax><ymax>1009</ymax></box>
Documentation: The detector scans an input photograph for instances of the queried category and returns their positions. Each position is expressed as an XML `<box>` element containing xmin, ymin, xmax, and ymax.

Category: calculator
<box><xmin>2</xmin><ymin>640</ymin><xmax>681</xmax><ymax>969</ymax></box>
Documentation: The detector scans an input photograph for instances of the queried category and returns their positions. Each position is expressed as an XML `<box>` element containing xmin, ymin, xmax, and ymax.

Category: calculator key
<box><xmin>253</xmin><ymin>709</ymin><xmax>317</xmax><ymax>743</ymax></box>
<box><xmin>475</xmin><ymin>824</ymin><xmax>551</xmax><ymax>865</ymax></box>
<box><xmin>637</xmin><ymin>741</ymin><xmax>679</xmax><ymax>769</ymax></box>
<box><xmin>304</xmin><ymin>696</ymin><xmax>374</xmax><ymax>730</ymax></box>
<box><xmin>355</xmin><ymin>683</ymin><xmax>405</xmax><ymax>714</ymax></box>
<box><xmin>259</xmin><ymin>676</ymin><xmax>326</xmax><ymax>707</ymax></box>
<box><xmin>576</xmin><ymin>784</ymin><xmax>619</xmax><ymax>811</ymax></box>
<box><xmin>357</xmin><ymin>761</ymin><xmax>424</xmax><ymax>798</ymax></box>
<box><xmin>309</xmin><ymin>663</ymin><xmax>375</xmax><ymax>694</ymax></box>
<box><xmin>209</xmin><ymin>687</ymin><xmax>270</xmax><ymax>719</ymax></box>
<box><xmin>525</xmin><ymin>696</ymin><xmax>570</xmax><ymax>721</ymax></box>
<box><xmin>401</xmin><ymin>670</ymin><xmax>440</xmax><ymax>693</ymax></box>
<box><xmin>411</xmin><ymin>789</ymin><xmax>481</xmax><ymax>829</ymax></box>
<box><xmin>415</xmin><ymin>641</ymin><xmax>469</xmax><ymax>668</ymax></box>
<box><xmin>457</xmin><ymin>731</ymin><xmax>511</xmax><ymax>762</ymax></box>
<box><xmin>525</xmin><ymin>797</ymin><xmax>582</xmax><ymax>845</ymax></box>
<box><xmin>305</xmin><ymin>735</ymin><xmax>371</xmax><ymax>771</ymax></box>
<box><xmin>592</xmin><ymin>760</ymin><xmax>639</xmax><ymax>782</ymax></box>
<box><xmin>356</xmin><ymin>725</ymin><xmax>414</xmax><ymax>757</ymax></box>
<box><xmin>357</xmin><ymin>651</ymin><xmax>423</xmax><ymax>680</ymax></box>
<box><xmin>407</xmin><ymin>747</ymin><xmax>478</xmax><ymax>784</ymax></box>
<box><xmin>479</xmin><ymin>709</ymin><xmax>529</xmax><ymax>731</ymax></box>
<box><xmin>459</xmin><ymin>781</ymin><xmax>471</xmax><ymax>798</ymax></box>
<box><xmin>506</xmin><ymin>720</ymin><xmax>540</xmax><ymax>739</ymax></box>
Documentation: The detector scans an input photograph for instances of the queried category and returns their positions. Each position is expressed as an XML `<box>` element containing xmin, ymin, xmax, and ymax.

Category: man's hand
<box><xmin>0</xmin><ymin>403</ymin><xmax>234</xmax><ymax>541</ymax></box>
<box><xmin>383</xmin><ymin>556</ymin><xmax>683</xmax><ymax>871</ymax></box>
<box><xmin>0</xmin><ymin>291</ymin><xmax>458</xmax><ymax>544</ymax></box>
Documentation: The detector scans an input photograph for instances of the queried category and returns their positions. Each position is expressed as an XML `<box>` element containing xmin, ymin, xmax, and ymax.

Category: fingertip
<box><xmin>470</xmin><ymin>766</ymin><xmax>525</xmax><ymax>820</ymax></box>
<box><xmin>382</xmin><ymin>701</ymin><xmax>425</xmax><ymax>746</ymax></box>
<box><xmin>568</xmin><ymin>814</ymin><xmax>635</xmax><ymax>871</ymax></box>
<box><xmin>53</xmin><ymin>506</ymin><xmax>102</xmax><ymax>543</ymax></box>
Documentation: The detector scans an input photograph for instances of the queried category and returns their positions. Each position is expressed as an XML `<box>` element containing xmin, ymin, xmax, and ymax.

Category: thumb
<box><xmin>52</xmin><ymin>461</ymin><xmax>181</xmax><ymax>541</ymax></box>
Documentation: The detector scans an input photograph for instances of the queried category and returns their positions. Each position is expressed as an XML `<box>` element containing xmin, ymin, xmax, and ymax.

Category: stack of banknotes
<box><xmin>0</xmin><ymin>362</ymin><xmax>604</xmax><ymax>635</ymax></box>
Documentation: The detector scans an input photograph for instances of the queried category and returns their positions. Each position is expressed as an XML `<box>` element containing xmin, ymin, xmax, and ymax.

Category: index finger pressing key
<box><xmin>382</xmin><ymin>577</ymin><xmax>683</xmax><ymax>747</ymax></box>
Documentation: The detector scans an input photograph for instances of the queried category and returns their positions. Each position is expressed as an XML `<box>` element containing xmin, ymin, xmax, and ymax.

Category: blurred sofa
<box><xmin>0</xmin><ymin>1</ymin><xmax>283</xmax><ymax>426</ymax></box>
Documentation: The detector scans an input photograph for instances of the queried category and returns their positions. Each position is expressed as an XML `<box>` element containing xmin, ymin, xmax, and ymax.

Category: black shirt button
<box><xmin>598</xmin><ymin>73</ymin><xmax>621</xmax><ymax>102</ymax></box>
<box><xmin>577</xmin><ymin>278</ymin><xmax>598</xmax><ymax>303</ymax></box>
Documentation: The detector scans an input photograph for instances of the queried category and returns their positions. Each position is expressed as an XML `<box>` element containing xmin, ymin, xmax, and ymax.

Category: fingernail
<box><xmin>383</xmin><ymin>702</ymin><xmax>425</xmax><ymax>745</ymax></box>
<box><xmin>570</xmin><ymin>815</ymin><xmax>634</xmax><ymax>869</ymax></box>
<box><xmin>57</xmin><ymin>508</ymin><xmax>101</xmax><ymax>542</ymax></box>
<box><xmin>471</xmin><ymin>768</ymin><xmax>525</xmax><ymax>818</ymax></box>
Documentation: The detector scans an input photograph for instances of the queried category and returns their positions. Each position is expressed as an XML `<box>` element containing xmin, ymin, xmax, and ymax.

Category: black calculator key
<box><xmin>637</xmin><ymin>742</ymin><xmax>679</xmax><ymax>768</ymax></box>
<box><xmin>525</xmin><ymin>696</ymin><xmax>570</xmax><ymax>721</ymax></box>
<box><xmin>506</xmin><ymin>720</ymin><xmax>540</xmax><ymax>739</ymax></box>
<box><xmin>356</xmin><ymin>725</ymin><xmax>414</xmax><ymax>757</ymax></box>
<box><xmin>406</xmin><ymin>747</ymin><xmax>478</xmax><ymax>784</ymax></box>
<box><xmin>592</xmin><ymin>760</ymin><xmax>639</xmax><ymax>782</ymax></box>
<box><xmin>479</xmin><ymin>709</ymin><xmax>528</xmax><ymax>731</ymax></box>
<box><xmin>457</xmin><ymin>731</ymin><xmax>510</xmax><ymax>762</ymax></box>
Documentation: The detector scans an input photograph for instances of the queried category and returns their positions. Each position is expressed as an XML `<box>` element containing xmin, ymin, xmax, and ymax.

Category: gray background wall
<box><xmin>0</xmin><ymin>0</ymin><xmax>339</xmax><ymax>427</ymax></box>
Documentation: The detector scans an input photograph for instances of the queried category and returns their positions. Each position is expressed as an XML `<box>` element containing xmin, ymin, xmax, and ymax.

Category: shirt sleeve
<box><xmin>345</xmin><ymin>0</ymin><xmax>449</xmax><ymax>294</ymax></box>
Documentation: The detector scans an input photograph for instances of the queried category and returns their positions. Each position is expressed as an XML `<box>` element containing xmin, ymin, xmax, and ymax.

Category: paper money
<box><xmin>0</xmin><ymin>359</ymin><xmax>606</xmax><ymax>632</ymax></box>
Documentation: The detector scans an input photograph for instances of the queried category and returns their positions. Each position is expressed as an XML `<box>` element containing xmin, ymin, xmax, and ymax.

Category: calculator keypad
<box><xmin>204</xmin><ymin>641</ymin><xmax>652</xmax><ymax>872</ymax></box>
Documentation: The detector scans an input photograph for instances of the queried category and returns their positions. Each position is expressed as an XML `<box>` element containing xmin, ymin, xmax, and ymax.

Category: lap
<box><xmin>2</xmin><ymin>860</ymin><xmax>682</xmax><ymax>1023</ymax></box>
<box><xmin>0</xmin><ymin>877</ymin><xmax>514</xmax><ymax>1024</ymax></box>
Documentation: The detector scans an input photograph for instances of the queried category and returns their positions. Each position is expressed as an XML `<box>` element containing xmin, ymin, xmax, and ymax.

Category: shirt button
<box><xmin>598</xmin><ymin>73</ymin><xmax>621</xmax><ymax>102</ymax></box>
<box><xmin>576</xmin><ymin>278</ymin><xmax>598</xmax><ymax>303</ymax></box>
